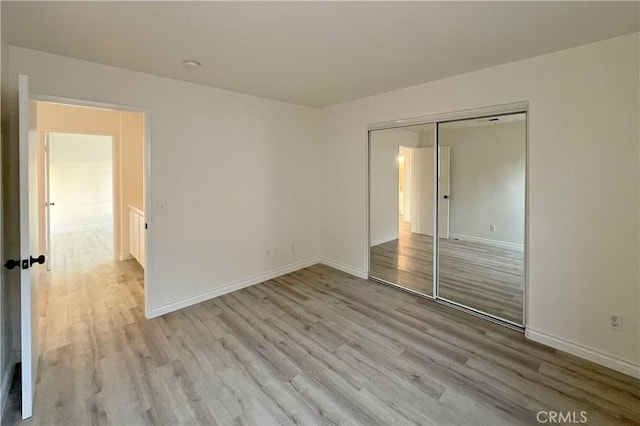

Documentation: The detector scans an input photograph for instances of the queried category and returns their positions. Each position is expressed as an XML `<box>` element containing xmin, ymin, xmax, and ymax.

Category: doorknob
<box><xmin>46</xmin><ymin>202</ymin><xmax>55</xmax><ymax>206</ymax></box>
<box><xmin>30</xmin><ymin>255</ymin><xmax>46</xmax><ymax>267</ymax></box>
<box><xmin>443</xmin><ymin>195</ymin><xmax>449</xmax><ymax>199</ymax></box>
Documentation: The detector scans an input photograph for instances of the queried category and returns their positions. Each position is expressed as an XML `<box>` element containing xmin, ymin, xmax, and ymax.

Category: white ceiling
<box><xmin>3</xmin><ymin>2</ymin><xmax>638</xmax><ymax>108</ymax></box>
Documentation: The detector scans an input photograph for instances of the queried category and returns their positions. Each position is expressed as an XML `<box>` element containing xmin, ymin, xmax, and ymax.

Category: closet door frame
<box><xmin>366</xmin><ymin>101</ymin><xmax>529</xmax><ymax>330</ymax></box>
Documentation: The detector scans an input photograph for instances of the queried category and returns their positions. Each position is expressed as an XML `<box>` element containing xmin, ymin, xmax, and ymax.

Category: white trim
<box><xmin>365</xmin><ymin>130</ymin><xmax>372</xmax><ymax>278</ymax></box>
<box><xmin>51</xmin><ymin>223</ymin><xmax>112</xmax><ymax>235</ymax></box>
<box><xmin>433</xmin><ymin>124</ymin><xmax>439</xmax><ymax>297</ymax></box>
<box><xmin>128</xmin><ymin>204</ymin><xmax>144</xmax><ymax>217</ymax></box>
<box><xmin>148</xmin><ymin>258</ymin><xmax>319</xmax><ymax>318</ymax></box>
<box><xmin>366</xmin><ymin>101</ymin><xmax>529</xmax><ymax>328</ymax></box>
<box><xmin>449</xmin><ymin>233</ymin><xmax>524</xmax><ymax>251</ymax></box>
<box><xmin>18</xmin><ymin>73</ymin><xmax>35</xmax><ymax>419</ymax></box>
<box><xmin>31</xmin><ymin>94</ymin><xmax>149</xmax><ymax>114</ymax></box>
<box><xmin>526</xmin><ymin>328</ymin><xmax>640</xmax><ymax>379</ymax></box>
<box><xmin>320</xmin><ymin>257</ymin><xmax>368</xmax><ymax>279</ymax></box>
<box><xmin>142</xmin><ymin>109</ymin><xmax>151</xmax><ymax>319</ymax></box>
<box><xmin>367</xmin><ymin>101</ymin><xmax>529</xmax><ymax>131</ymax></box>
<box><xmin>370</xmin><ymin>234</ymin><xmax>398</xmax><ymax>247</ymax></box>
<box><xmin>118</xmin><ymin>253</ymin><xmax>134</xmax><ymax>261</ymax></box>
<box><xmin>147</xmin><ymin>257</ymin><xmax>370</xmax><ymax>318</ymax></box>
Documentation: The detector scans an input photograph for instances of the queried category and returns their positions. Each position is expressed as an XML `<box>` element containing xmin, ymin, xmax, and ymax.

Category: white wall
<box><xmin>369</xmin><ymin>128</ymin><xmax>418</xmax><ymax>245</ymax></box>
<box><xmin>7</xmin><ymin>46</ymin><xmax>322</xmax><ymax>318</ymax></box>
<box><xmin>48</xmin><ymin>133</ymin><xmax>113</xmax><ymax>233</ymax></box>
<box><xmin>418</xmin><ymin>131</ymin><xmax>433</xmax><ymax>148</ymax></box>
<box><xmin>4</xmin><ymin>34</ymin><xmax>639</xmax><ymax>379</ymax></box>
<box><xmin>442</xmin><ymin>121</ymin><xmax>526</xmax><ymax>246</ymax></box>
<box><xmin>320</xmin><ymin>33</ymin><xmax>640</xmax><ymax>376</ymax></box>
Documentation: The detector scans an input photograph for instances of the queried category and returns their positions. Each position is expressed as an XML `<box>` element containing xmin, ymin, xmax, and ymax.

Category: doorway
<box><xmin>44</xmin><ymin>132</ymin><xmax>115</xmax><ymax>270</ymax></box>
<box><xmin>15</xmin><ymin>75</ymin><xmax>150</xmax><ymax>419</ymax></box>
<box><xmin>35</xmin><ymin>100</ymin><xmax>146</xmax><ymax>272</ymax></box>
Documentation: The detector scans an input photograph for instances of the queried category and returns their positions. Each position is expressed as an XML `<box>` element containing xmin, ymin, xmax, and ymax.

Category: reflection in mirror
<box><xmin>437</xmin><ymin>113</ymin><xmax>526</xmax><ymax>324</ymax></box>
<box><xmin>369</xmin><ymin>124</ymin><xmax>436</xmax><ymax>296</ymax></box>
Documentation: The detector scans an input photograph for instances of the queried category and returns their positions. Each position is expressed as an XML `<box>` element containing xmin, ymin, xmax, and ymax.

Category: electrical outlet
<box><xmin>610</xmin><ymin>315</ymin><xmax>623</xmax><ymax>331</ymax></box>
<box><xmin>291</xmin><ymin>243</ymin><xmax>295</xmax><ymax>252</ymax></box>
<box><xmin>489</xmin><ymin>224</ymin><xmax>496</xmax><ymax>232</ymax></box>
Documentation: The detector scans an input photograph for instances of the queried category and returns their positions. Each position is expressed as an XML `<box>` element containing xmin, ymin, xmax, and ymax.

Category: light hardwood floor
<box><xmin>49</xmin><ymin>227</ymin><xmax>115</xmax><ymax>270</ymax></box>
<box><xmin>4</xmin><ymin>231</ymin><xmax>639</xmax><ymax>425</ymax></box>
<box><xmin>370</xmin><ymin>220</ymin><xmax>524</xmax><ymax>324</ymax></box>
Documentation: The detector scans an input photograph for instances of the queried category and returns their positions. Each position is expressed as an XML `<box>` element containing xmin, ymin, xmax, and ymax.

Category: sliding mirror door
<box><xmin>436</xmin><ymin>113</ymin><xmax>526</xmax><ymax>325</ymax></box>
<box><xmin>369</xmin><ymin>125</ymin><xmax>436</xmax><ymax>296</ymax></box>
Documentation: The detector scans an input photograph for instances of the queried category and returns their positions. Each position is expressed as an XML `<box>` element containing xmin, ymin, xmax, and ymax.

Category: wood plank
<box><xmin>371</xmin><ymin>218</ymin><xmax>524</xmax><ymax>323</ymax></box>
<box><xmin>4</xmin><ymin>229</ymin><xmax>638</xmax><ymax>426</ymax></box>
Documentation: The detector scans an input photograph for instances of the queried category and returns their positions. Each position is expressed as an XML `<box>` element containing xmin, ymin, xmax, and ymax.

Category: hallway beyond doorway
<box><xmin>50</xmin><ymin>228</ymin><xmax>113</xmax><ymax>270</ymax></box>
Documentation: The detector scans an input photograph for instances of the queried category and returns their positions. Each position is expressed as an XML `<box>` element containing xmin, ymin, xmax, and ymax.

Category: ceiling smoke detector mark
<box><xmin>183</xmin><ymin>59</ymin><xmax>201</xmax><ymax>69</ymax></box>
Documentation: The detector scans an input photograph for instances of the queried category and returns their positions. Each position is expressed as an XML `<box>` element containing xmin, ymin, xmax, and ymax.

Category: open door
<box><xmin>18</xmin><ymin>74</ymin><xmax>43</xmax><ymax>419</ymax></box>
<box><xmin>411</xmin><ymin>146</ymin><xmax>450</xmax><ymax>238</ymax></box>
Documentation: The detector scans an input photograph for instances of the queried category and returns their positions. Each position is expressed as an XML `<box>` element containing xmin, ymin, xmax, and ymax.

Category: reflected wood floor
<box><xmin>5</xmin><ymin>232</ymin><xmax>639</xmax><ymax>425</ymax></box>
<box><xmin>371</xmin><ymin>220</ymin><xmax>524</xmax><ymax>323</ymax></box>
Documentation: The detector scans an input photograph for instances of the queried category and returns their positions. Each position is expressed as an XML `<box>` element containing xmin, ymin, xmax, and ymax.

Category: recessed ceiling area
<box><xmin>3</xmin><ymin>1</ymin><xmax>638</xmax><ymax>108</ymax></box>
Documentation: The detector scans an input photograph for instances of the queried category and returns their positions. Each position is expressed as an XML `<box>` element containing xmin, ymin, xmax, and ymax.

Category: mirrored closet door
<box><xmin>436</xmin><ymin>113</ymin><xmax>526</xmax><ymax>325</ymax></box>
<box><xmin>369</xmin><ymin>111</ymin><xmax>526</xmax><ymax>327</ymax></box>
<box><xmin>369</xmin><ymin>124</ymin><xmax>436</xmax><ymax>296</ymax></box>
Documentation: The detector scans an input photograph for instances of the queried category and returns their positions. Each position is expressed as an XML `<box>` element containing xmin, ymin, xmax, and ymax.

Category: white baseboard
<box><xmin>526</xmin><ymin>328</ymin><xmax>640</xmax><ymax>379</ymax></box>
<box><xmin>319</xmin><ymin>257</ymin><xmax>368</xmax><ymax>279</ymax></box>
<box><xmin>146</xmin><ymin>254</ymin><xmax>638</xmax><ymax>380</ymax></box>
<box><xmin>52</xmin><ymin>223</ymin><xmax>112</xmax><ymax>235</ymax></box>
<box><xmin>449</xmin><ymin>233</ymin><xmax>524</xmax><ymax>251</ymax></box>
<box><xmin>118</xmin><ymin>253</ymin><xmax>134</xmax><ymax>261</ymax></box>
<box><xmin>370</xmin><ymin>234</ymin><xmax>399</xmax><ymax>247</ymax></box>
<box><xmin>147</xmin><ymin>258</ymin><xmax>319</xmax><ymax>318</ymax></box>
